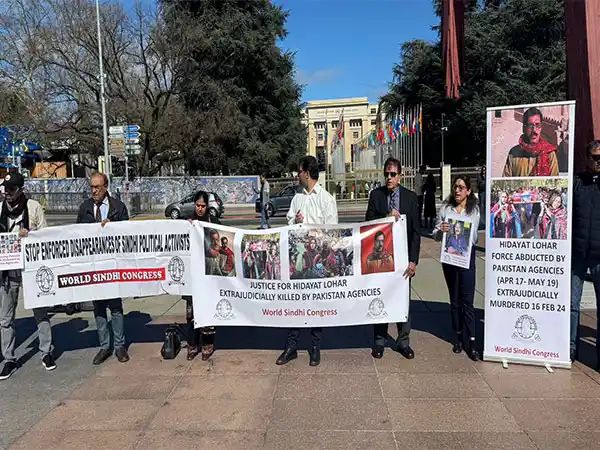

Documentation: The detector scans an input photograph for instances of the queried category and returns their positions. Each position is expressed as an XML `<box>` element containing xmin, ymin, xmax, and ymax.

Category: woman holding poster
<box><xmin>433</xmin><ymin>175</ymin><xmax>480</xmax><ymax>361</ymax></box>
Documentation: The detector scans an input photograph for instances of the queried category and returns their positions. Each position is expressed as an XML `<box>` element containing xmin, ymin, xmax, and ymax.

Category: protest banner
<box><xmin>0</xmin><ymin>232</ymin><xmax>23</xmax><ymax>270</ymax></box>
<box><xmin>484</xmin><ymin>100</ymin><xmax>575</xmax><ymax>368</ymax></box>
<box><xmin>191</xmin><ymin>217</ymin><xmax>410</xmax><ymax>328</ymax></box>
<box><xmin>440</xmin><ymin>217</ymin><xmax>473</xmax><ymax>269</ymax></box>
<box><xmin>22</xmin><ymin>220</ymin><xmax>191</xmax><ymax>308</ymax></box>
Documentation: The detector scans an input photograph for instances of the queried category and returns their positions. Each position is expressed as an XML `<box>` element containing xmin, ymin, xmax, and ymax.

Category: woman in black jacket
<box><xmin>179</xmin><ymin>190</ymin><xmax>218</xmax><ymax>361</ymax></box>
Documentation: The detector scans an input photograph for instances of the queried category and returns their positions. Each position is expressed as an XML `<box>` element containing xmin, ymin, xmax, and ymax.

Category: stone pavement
<box><xmin>1</xmin><ymin>237</ymin><xmax>600</xmax><ymax>449</ymax></box>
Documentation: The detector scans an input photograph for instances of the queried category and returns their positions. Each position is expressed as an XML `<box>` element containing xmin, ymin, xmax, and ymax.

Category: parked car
<box><xmin>255</xmin><ymin>184</ymin><xmax>298</xmax><ymax>218</ymax></box>
<box><xmin>165</xmin><ymin>191</ymin><xmax>224</xmax><ymax>219</ymax></box>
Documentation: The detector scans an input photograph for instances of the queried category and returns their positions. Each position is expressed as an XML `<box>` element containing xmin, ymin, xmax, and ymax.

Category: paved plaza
<box><xmin>1</xmin><ymin>220</ymin><xmax>599</xmax><ymax>449</ymax></box>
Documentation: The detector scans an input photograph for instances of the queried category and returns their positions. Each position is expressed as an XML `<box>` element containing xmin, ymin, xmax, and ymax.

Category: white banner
<box><xmin>0</xmin><ymin>232</ymin><xmax>23</xmax><ymax>270</ymax></box>
<box><xmin>191</xmin><ymin>218</ymin><xmax>410</xmax><ymax>328</ymax></box>
<box><xmin>484</xmin><ymin>100</ymin><xmax>575</xmax><ymax>368</ymax></box>
<box><xmin>22</xmin><ymin>220</ymin><xmax>191</xmax><ymax>308</ymax></box>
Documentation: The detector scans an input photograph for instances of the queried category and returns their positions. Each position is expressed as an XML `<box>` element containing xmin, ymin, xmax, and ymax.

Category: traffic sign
<box><xmin>126</xmin><ymin>144</ymin><xmax>141</xmax><ymax>150</ymax></box>
<box><xmin>109</xmin><ymin>137</ymin><xmax>125</xmax><ymax>144</ymax></box>
<box><xmin>126</xmin><ymin>139</ymin><xmax>139</xmax><ymax>145</ymax></box>
<box><xmin>127</xmin><ymin>124</ymin><xmax>140</xmax><ymax>132</ymax></box>
<box><xmin>126</xmin><ymin>148</ymin><xmax>142</xmax><ymax>155</ymax></box>
<box><xmin>109</xmin><ymin>126</ymin><xmax>125</xmax><ymax>135</ymax></box>
<box><xmin>125</xmin><ymin>131</ymin><xmax>140</xmax><ymax>139</ymax></box>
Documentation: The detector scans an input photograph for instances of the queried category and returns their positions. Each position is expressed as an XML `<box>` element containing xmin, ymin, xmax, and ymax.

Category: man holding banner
<box><xmin>276</xmin><ymin>155</ymin><xmax>338</xmax><ymax>367</ymax></box>
<box><xmin>366</xmin><ymin>157</ymin><xmax>420</xmax><ymax>360</ymax></box>
<box><xmin>0</xmin><ymin>172</ymin><xmax>54</xmax><ymax>380</ymax></box>
<box><xmin>76</xmin><ymin>173</ymin><xmax>130</xmax><ymax>365</ymax></box>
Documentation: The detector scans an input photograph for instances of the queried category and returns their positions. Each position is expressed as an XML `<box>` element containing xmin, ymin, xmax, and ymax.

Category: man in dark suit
<box><xmin>366</xmin><ymin>157</ymin><xmax>421</xmax><ymax>360</ymax></box>
<box><xmin>77</xmin><ymin>172</ymin><xmax>130</xmax><ymax>365</ymax></box>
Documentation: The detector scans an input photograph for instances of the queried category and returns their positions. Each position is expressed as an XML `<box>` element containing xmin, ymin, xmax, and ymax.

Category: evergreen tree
<box><xmin>383</xmin><ymin>0</ymin><xmax>565</xmax><ymax>166</ymax></box>
<box><xmin>163</xmin><ymin>0</ymin><xmax>306</xmax><ymax>176</ymax></box>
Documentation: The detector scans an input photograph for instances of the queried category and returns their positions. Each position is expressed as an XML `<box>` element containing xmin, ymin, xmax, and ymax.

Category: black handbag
<box><xmin>161</xmin><ymin>326</ymin><xmax>181</xmax><ymax>360</ymax></box>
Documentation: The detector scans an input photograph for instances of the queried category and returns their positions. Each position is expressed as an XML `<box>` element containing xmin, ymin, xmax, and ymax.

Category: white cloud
<box><xmin>296</xmin><ymin>68</ymin><xmax>340</xmax><ymax>85</ymax></box>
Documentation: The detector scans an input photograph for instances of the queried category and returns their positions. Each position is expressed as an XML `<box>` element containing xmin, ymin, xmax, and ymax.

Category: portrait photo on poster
<box><xmin>440</xmin><ymin>218</ymin><xmax>473</xmax><ymax>269</ymax></box>
<box><xmin>360</xmin><ymin>222</ymin><xmax>395</xmax><ymax>275</ymax></box>
<box><xmin>241</xmin><ymin>232</ymin><xmax>281</xmax><ymax>280</ymax></box>
<box><xmin>204</xmin><ymin>227</ymin><xmax>237</xmax><ymax>277</ymax></box>
<box><xmin>288</xmin><ymin>228</ymin><xmax>353</xmax><ymax>280</ymax></box>
<box><xmin>489</xmin><ymin>178</ymin><xmax>568</xmax><ymax>240</ymax></box>
<box><xmin>489</xmin><ymin>103</ymin><xmax>572</xmax><ymax>178</ymax></box>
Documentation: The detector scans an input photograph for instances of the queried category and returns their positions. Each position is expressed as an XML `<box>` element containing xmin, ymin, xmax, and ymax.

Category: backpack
<box><xmin>160</xmin><ymin>326</ymin><xmax>181</xmax><ymax>360</ymax></box>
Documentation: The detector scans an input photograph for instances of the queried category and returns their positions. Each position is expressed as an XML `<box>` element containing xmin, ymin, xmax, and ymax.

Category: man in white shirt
<box><xmin>277</xmin><ymin>156</ymin><xmax>338</xmax><ymax>366</ymax></box>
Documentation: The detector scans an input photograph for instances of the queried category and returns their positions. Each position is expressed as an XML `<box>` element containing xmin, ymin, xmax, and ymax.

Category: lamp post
<box><xmin>95</xmin><ymin>0</ymin><xmax>110</xmax><ymax>182</ymax></box>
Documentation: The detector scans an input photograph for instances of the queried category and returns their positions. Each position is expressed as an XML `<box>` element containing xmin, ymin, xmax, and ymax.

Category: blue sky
<box><xmin>123</xmin><ymin>0</ymin><xmax>439</xmax><ymax>104</ymax></box>
<box><xmin>274</xmin><ymin>0</ymin><xmax>438</xmax><ymax>103</ymax></box>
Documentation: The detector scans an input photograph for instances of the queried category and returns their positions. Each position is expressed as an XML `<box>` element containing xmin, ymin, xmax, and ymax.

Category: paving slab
<box><xmin>263</xmin><ymin>430</ymin><xmax>397</xmax><ymax>450</ymax></box>
<box><xmin>395</xmin><ymin>432</ymin><xmax>537</xmax><ymax>450</ymax></box>
<box><xmin>503</xmin><ymin>399</ymin><xmax>600</xmax><ymax>432</ymax></box>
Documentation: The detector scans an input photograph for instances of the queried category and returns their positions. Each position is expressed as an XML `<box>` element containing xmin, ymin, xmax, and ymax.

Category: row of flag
<box><xmin>371</xmin><ymin>104</ymin><xmax>423</xmax><ymax>147</ymax></box>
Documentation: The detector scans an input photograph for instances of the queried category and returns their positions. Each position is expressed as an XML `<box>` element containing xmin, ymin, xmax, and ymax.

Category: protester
<box><xmin>76</xmin><ymin>172</ymin><xmax>130</xmax><ymax>365</ymax></box>
<box><xmin>415</xmin><ymin>165</ymin><xmax>426</xmax><ymax>226</ymax></box>
<box><xmin>570</xmin><ymin>140</ymin><xmax>600</xmax><ymax>368</ymax></box>
<box><xmin>277</xmin><ymin>155</ymin><xmax>338</xmax><ymax>366</ymax></box>
<box><xmin>257</xmin><ymin>174</ymin><xmax>270</xmax><ymax>229</ymax></box>
<box><xmin>423</xmin><ymin>173</ymin><xmax>437</xmax><ymax>228</ymax></box>
<box><xmin>503</xmin><ymin>107</ymin><xmax>559</xmax><ymax>177</ymax></box>
<box><xmin>433</xmin><ymin>175</ymin><xmax>480</xmax><ymax>361</ymax></box>
<box><xmin>0</xmin><ymin>172</ymin><xmax>54</xmax><ymax>380</ymax></box>
<box><xmin>366</xmin><ymin>157</ymin><xmax>420</xmax><ymax>360</ymax></box>
<box><xmin>183</xmin><ymin>190</ymin><xmax>218</xmax><ymax>361</ymax></box>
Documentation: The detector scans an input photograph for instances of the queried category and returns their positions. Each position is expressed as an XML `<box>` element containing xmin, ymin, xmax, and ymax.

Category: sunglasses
<box><xmin>384</xmin><ymin>171</ymin><xmax>398</xmax><ymax>178</ymax></box>
<box><xmin>589</xmin><ymin>155</ymin><xmax>600</xmax><ymax>162</ymax></box>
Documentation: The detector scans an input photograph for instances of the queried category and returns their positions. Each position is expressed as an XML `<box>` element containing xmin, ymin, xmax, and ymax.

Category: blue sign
<box><xmin>125</xmin><ymin>131</ymin><xmax>140</xmax><ymax>139</ymax></box>
<box><xmin>127</xmin><ymin>124</ymin><xmax>140</xmax><ymax>132</ymax></box>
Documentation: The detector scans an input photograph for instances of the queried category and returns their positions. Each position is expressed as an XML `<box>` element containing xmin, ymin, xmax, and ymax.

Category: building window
<box><xmin>317</xmin><ymin>133</ymin><xmax>324</xmax><ymax>140</ymax></box>
<box><xmin>370</xmin><ymin>108</ymin><xmax>376</xmax><ymax>114</ymax></box>
<box><xmin>352</xmin><ymin>131</ymin><xmax>359</xmax><ymax>139</ymax></box>
<box><xmin>349</xmin><ymin>119</ymin><xmax>362</xmax><ymax>128</ymax></box>
<box><xmin>371</xmin><ymin>119</ymin><xmax>376</xmax><ymax>126</ymax></box>
<box><xmin>314</xmin><ymin>122</ymin><xmax>325</xmax><ymax>130</ymax></box>
<box><xmin>332</xmin><ymin>121</ymin><xmax>339</xmax><ymax>128</ymax></box>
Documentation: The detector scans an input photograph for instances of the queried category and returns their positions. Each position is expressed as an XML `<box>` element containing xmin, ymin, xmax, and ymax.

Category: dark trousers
<box><xmin>373</xmin><ymin>317</ymin><xmax>411</xmax><ymax>349</ymax></box>
<box><xmin>417</xmin><ymin>195</ymin><xmax>424</xmax><ymax>223</ymax></box>
<box><xmin>286</xmin><ymin>327</ymin><xmax>322</xmax><ymax>350</ymax></box>
<box><xmin>442</xmin><ymin>251</ymin><xmax>476</xmax><ymax>340</ymax></box>
<box><xmin>184</xmin><ymin>296</ymin><xmax>215</xmax><ymax>348</ymax></box>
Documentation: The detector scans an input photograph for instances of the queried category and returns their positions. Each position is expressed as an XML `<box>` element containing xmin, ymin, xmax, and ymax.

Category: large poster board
<box><xmin>484</xmin><ymin>100</ymin><xmax>575</xmax><ymax>368</ymax></box>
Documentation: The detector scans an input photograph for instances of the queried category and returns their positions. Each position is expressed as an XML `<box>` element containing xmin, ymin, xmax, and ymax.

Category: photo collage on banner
<box><xmin>484</xmin><ymin>101</ymin><xmax>575</xmax><ymax>368</ymax></box>
<box><xmin>191</xmin><ymin>218</ymin><xmax>410</xmax><ymax>328</ymax></box>
<box><xmin>0</xmin><ymin>232</ymin><xmax>23</xmax><ymax>271</ymax></box>
<box><xmin>440</xmin><ymin>217</ymin><xmax>473</xmax><ymax>269</ymax></box>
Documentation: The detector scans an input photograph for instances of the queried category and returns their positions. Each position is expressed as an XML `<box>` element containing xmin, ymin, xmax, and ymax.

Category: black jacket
<box><xmin>365</xmin><ymin>185</ymin><xmax>421</xmax><ymax>264</ymax></box>
<box><xmin>76</xmin><ymin>196</ymin><xmax>129</xmax><ymax>224</ymax></box>
<box><xmin>572</xmin><ymin>172</ymin><xmax>600</xmax><ymax>263</ymax></box>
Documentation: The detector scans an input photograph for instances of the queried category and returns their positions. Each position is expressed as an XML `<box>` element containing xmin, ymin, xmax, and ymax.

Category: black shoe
<box><xmin>371</xmin><ymin>345</ymin><xmax>384</xmax><ymax>359</ymax></box>
<box><xmin>42</xmin><ymin>354</ymin><xmax>57</xmax><ymax>371</ymax></box>
<box><xmin>452</xmin><ymin>342</ymin><xmax>463</xmax><ymax>354</ymax></box>
<box><xmin>309</xmin><ymin>346</ymin><xmax>321</xmax><ymax>366</ymax></box>
<box><xmin>570</xmin><ymin>349</ymin><xmax>576</xmax><ymax>362</ymax></box>
<box><xmin>115</xmin><ymin>347</ymin><xmax>130</xmax><ymax>363</ymax></box>
<box><xmin>93</xmin><ymin>348</ymin><xmax>112</xmax><ymax>365</ymax></box>
<box><xmin>467</xmin><ymin>341</ymin><xmax>479</xmax><ymax>361</ymax></box>
<box><xmin>398</xmin><ymin>345</ymin><xmax>415</xmax><ymax>360</ymax></box>
<box><xmin>276</xmin><ymin>348</ymin><xmax>297</xmax><ymax>365</ymax></box>
<box><xmin>0</xmin><ymin>361</ymin><xmax>18</xmax><ymax>380</ymax></box>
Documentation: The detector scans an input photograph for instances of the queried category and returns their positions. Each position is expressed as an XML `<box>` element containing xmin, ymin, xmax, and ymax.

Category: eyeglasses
<box><xmin>525</xmin><ymin>123</ymin><xmax>542</xmax><ymax>131</ymax></box>
<box><xmin>454</xmin><ymin>185</ymin><xmax>467</xmax><ymax>191</ymax></box>
<box><xmin>384</xmin><ymin>171</ymin><xmax>398</xmax><ymax>178</ymax></box>
<box><xmin>589</xmin><ymin>155</ymin><xmax>600</xmax><ymax>162</ymax></box>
